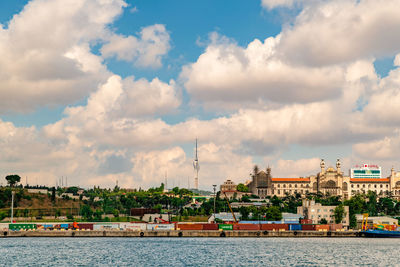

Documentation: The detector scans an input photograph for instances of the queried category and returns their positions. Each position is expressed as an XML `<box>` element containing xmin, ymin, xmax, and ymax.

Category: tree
<box><xmin>237</xmin><ymin>183</ymin><xmax>249</xmax><ymax>192</ymax></box>
<box><xmin>319</xmin><ymin>218</ymin><xmax>328</xmax><ymax>224</ymax></box>
<box><xmin>80</xmin><ymin>205</ymin><xmax>93</xmax><ymax>220</ymax></box>
<box><xmin>265</xmin><ymin>206</ymin><xmax>282</xmax><ymax>221</ymax></box>
<box><xmin>333</xmin><ymin>204</ymin><xmax>345</xmax><ymax>224</ymax></box>
<box><xmin>51</xmin><ymin>187</ymin><xmax>56</xmax><ymax>203</ymax></box>
<box><xmin>239</xmin><ymin>206</ymin><xmax>250</xmax><ymax>220</ymax></box>
<box><xmin>5</xmin><ymin>174</ymin><xmax>21</xmax><ymax>187</ymax></box>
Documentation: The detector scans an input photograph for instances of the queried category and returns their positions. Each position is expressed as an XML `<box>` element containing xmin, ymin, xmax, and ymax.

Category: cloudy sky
<box><xmin>1</xmin><ymin>0</ymin><xmax>400</xmax><ymax>189</ymax></box>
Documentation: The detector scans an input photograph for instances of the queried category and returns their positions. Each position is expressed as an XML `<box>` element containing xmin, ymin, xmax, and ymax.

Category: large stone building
<box><xmin>297</xmin><ymin>200</ymin><xmax>349</xmax><ymax>227</ymax></box>
<box><xmin>220</xmin><ymin>179</ymin><xmax>251</xmax><ymax>199</ymax></box>
<box><xmin>245</xmin><ymin>159</ymin><xmax>400</xmax><ymax>200</ymax></box>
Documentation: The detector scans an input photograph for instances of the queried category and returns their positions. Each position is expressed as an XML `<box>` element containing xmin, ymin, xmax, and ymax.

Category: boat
<box><xmin>361</xmin><ymin>229</ymin><xmax>400</xmax><ymax>238</ymax></box>
<box><xmin>360</xmin><ymin>213</ymin><xmax>400</xmax><ymax>238</ymax></box>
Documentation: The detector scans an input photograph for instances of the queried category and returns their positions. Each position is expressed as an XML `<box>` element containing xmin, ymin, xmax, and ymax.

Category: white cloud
<box><xmin>181</xmin><ymin>33</ymin><xmax>345</xmax><ymax>110</ymax></box>
<box><xmin>101</xmin><ymin>24</ymin><xmax>171</xmax><ymax>68</ymax></box>
<box><xmin>273</xmin><ymin>158</ymin><xmax>321</xmax><ymax>177</ymax></box>
<box><xmin>278</xmin><ymin>0</ymin><xmax>400</xmax><ymax>66</ymax></box>
<box><xmin>261</xmin><ymin>0</ymin><xmax>300</xmax><ymax>9</ymax></box>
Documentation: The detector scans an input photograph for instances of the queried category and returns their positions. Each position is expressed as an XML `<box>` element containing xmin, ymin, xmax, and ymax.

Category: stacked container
<box><xmin>218</xmin><ymin>224</ymin><xmax>233</xmax><ymax>231</ymax></box>
<box><xmin>233</xmin><ymin>224</ymin><xmax>260</xmax><ymax>230</ymax></box>
<box><xmin>146</xmin><ymin>224</ymin><xmax>175</xmax><ymax>231</ymax></box>
<box><xmin>315</xmin><ymin>225</ymin><xmax>330</xmax><ymax>231</ymax></box>
<box><xmin>260</xmin><ymin>224</ymin><xmax>288</xmax><ymax>231</ymax></box>
<box><xmin>176</xmin><ymin>223</ymin><xmax>203</xmax><ymax>230</ymax></box>
<box><xmin>201</xmin><ymin>224</ymin><xmax>219</xmax><ymax>230</ymax></box>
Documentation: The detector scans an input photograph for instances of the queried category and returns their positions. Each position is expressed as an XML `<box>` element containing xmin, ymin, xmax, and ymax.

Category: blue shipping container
<box><xmin>289</xmin><ymin>224</ymin><xmax>302</xmax><ymax>231</ymax></box>
<box><xmin>60</xmin><ymin>224</ymin><xmax>69</xmax><ymax>229</ymax></box>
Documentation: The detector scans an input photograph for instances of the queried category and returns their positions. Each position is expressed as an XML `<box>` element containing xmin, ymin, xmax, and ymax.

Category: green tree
<box><xmin>265</xmin><ymin>206</ymin><xmax>282</xmax><ymax>221</ymax></box>
<box><xmin>5</xmin><ymin>174</ymin><xmax>21</xmax><ymax>187</ymax></box>
<box><xmin>334</xmin><ymin>204</ymin><xmax>345</xmax><ymax>224</ymax></box>
<box><xmin>237</xmin><ymin>183</ymin><xmax>249</xmax><ymax>192</ymax></box>
<box><xmin>80</xmin><ymin>205</ymin><xmax>93</xmax><ymax>220</ymax></box>
<box><xmin>319</xmin><ymin>218</ymin><xmax>328</xmax><ymax>224</ymax></box>
<box><xmin>239</xmin><ymin>206</ymin><xmax>250</xmax><ymax>220</ymax></box>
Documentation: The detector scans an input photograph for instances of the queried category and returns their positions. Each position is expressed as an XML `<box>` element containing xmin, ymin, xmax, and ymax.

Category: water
<box><xmin>0</xmin><ymin>237</ymin><xmax>398</xmax><ymax>266</ymax></box>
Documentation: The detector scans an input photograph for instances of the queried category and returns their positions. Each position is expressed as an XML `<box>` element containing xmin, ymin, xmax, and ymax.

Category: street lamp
<box><xmin>213</xmin><ymin>185</ymin><xmax>217</xmax><ymax>223</ymax></box>
<box><xmin>11</xmin><ymin>191</ymin><xmax>15</xmax><ymax>223</ymax></box>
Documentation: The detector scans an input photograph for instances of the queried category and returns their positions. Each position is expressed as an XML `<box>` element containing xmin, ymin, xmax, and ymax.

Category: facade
<box><xmin>297</xmin><ymin>200</ymin><xmax>349</xmax><ymax>227</ymax></box>
<box><xmin>245</xmin><ymin>159</ymin><xmax>400</xmax><ymax>200</ymax></box>
<box><xmin>220</xmin><ymin>179</ymin><xmax>251</xmax><ymax>199</ymax></box>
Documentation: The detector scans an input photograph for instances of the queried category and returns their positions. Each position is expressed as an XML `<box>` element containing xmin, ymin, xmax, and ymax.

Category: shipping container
<box><xmin>93</xmin><ymin>223</ymin><xmax>119</xmax><ymax>230</ymax></box>
<box><xmin>77</xmin><ymin>223</ymin><xmax>93</xmax><ymax>230</ymax></box>
<box><xmin>301</xmin><ymin>224</ymin><xmax>316</xmax><ymax>231</ymax></box>
<box><xmin>120</xmin><ymin>223</ymin><xmax>147</xmax><ymax>231</ymax></box>
<box><xmin>289</xmin><ymin>224</ymin><xmax>302</xmax><ymax>231</ymax></box>
<box><xmin>0</xmin><ymin>223</ymin><xmax>9</xmax><ymax>230</ymax></box>
<box><xmin>260</xmin><ymin>224</ymin><xmax>288</xmax><ymax>231</ymax></box>
<box><xmin>146</xmin><ymin>224</ymin><xmax>175</xmax><ymax>231</ymax></box>
<box><xmin>239</xmin><ymin>221</ymin><xmax>261</xmax><ymax>224</ymax></box>
<box><xmin>233</xmin><ymin>224</ymin><xmax>260</xmax><ymax>230</ymax></box>
<box><xmin>329</xmin><ymin>224</ymin><xmax>343</xmax><ymax>231</ymax></box>
<box><xmin>301</xmin><ymin>219</ymin><xmax>313</xmax><ymax>224</ymax></box>
<box><xmin>176</xmin><ymin>223</ymin><xmax>203</xmax><ymax>231</ymax></box>
<box><xmin>9</xmin><ymin>224</ymin><xmax>37</xmax><ymax>231</ymax></box>
<box><xmin>315</xmin><ymin>225</ymin><xmax>330</xmax><ymax>231</ymax></box>
<box><xmin>60</xmin><ymin>224</ymin><xmax>69</xmax><ymax>229</ymax></box>
<box><xmin>201</xmin><ymin>224</ymin><xmax>219</xmax><ymax>230</ymax></box>
<box><xmin>218</xmin><ymin>224</ymin><xmax>233</xmax><ymax>231</ymax></box>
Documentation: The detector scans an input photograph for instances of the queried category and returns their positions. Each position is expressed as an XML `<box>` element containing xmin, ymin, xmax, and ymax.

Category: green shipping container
<box><xmin>218</xmin><ymin>224</ymin><xmax>233</xmax><ymax>230</ymax></box>
<box><xmin>9</xmin><ymin>224</ymin><xmax>37</xmax><ymax>231</ymax></box>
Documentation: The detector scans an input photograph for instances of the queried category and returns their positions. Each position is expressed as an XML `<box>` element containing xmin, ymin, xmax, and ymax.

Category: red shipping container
<box><xmin>315</xmin><ymin>225</ymin><xmax>330</xmax><ymax>231</ymax></box>
<box><xmin>201</xmin><ymin>224</ymin><xmax>219</xmax><ymax>230</ymax></box>
<box><xmin>301</xmin><ymin>224</ymin><xmax>316</xmax><ymax>231</ymax></box>
<box><xmin>78</xmin><ymin>223</ymin><xmax>94</xmax><ymax>230</ymax></box>
<box><xmin>233</xmin><ymin>224</ymin><xmax>260</xmax><ymax>231</ymax></box>
<box><xmin>301</xmin><ymin>219</ymin><xmax>313</xmax><ymax>224</ymax></box>
<box><xmin>260</xmin><ymin>224</ymin><xmax>288</xmax><ymax>231</ymax></box>
<box><xmin>329</xmin><ymin>224</ymin><xmax>343</xmax><ymax>231</ymax></box>
<box><xmin>177</xmin><ymin>224</ymin><xmax>203</xmax><ymax>230</ymax></box>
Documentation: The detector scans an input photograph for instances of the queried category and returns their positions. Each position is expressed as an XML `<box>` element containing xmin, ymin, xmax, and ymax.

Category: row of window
<box><xmin>351</xmin><ymin>184</ymin><xmax>387</xmax><ymax>189</ymax></box>
<box><xmin>274</xmin><ymin>183</ymin><xmax>309</xmax><ymax>189</ymax></box>
<box><xmin>273</xmin><ymin>189</ymin><xmax>309</xmax><ymax>195</ymax></box>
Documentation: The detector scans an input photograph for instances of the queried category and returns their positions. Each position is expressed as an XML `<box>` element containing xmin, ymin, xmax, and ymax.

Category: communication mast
<box><xmin>193</xmin><ymin>139</ymin><xmax>200</xmax><ymax>190</ymax></box>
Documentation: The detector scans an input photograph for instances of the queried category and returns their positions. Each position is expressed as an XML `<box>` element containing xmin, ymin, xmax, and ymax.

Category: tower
<box><xmin>320</xmin><ymin>159</ymin><xmax>326</xmax><ymax>175</ymax></box>
<box><xmin>193</xmin><ymin>139</ymin><xmax>200</xmax><ymax>190</ymax></box>
<box><xmin>336</xmin><ymin>159</ymin><xmax>341</xmax><ymax>174</ymax></box>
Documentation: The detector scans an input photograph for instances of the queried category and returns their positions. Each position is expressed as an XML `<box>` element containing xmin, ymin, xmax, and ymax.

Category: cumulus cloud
<box><xmin>278</xmin><ymin>0</ymin><xmax>400</xmax><ymax>66</ymax></box>
<box><xmin>181</xmin><ymin>33</ymin><xmax>345</xmax><ymax>110</ymax></box>
<box><xmin>273</xmin><ymin>158</ymin><xmax>321</xmax><ymax>177</ymax></box>
<box><xmin>101</xmin><ymin>24</ymin><xmax>171</xmax><ymax>68</ymax></box>
<box><xmin>0</xmin><ymin>0</ymin><xmax>172</xmax><ymax>113</ymax></box>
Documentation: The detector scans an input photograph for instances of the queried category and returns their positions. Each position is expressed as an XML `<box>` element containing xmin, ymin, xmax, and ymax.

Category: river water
<box><xmin>0</xmin><ymin>237</ymin><xmax>398</xmax><ymax>266</ymax></box>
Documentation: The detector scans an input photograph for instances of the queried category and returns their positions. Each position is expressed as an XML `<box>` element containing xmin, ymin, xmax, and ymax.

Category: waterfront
<box><xmin>0</xmin><ymin>237</ymin><xmax>398</xmax><ymax>266</ymax></box>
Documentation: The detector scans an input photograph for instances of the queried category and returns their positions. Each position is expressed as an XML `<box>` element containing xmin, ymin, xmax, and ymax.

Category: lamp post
<box><xmin>11</xmin><ymin>191</ymin><xmax>15</xmax><ymax>223</ymax></box>
<box><xmin>213</xmin><ymin>185</ymin><xmax>217</xmax><ymax>223</ymax></box>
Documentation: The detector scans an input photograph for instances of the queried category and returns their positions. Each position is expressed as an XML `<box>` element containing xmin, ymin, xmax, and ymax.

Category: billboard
<box><xmin>351</xmin><ymin>164</ymin><xmax>381</xmax><ymax>178</ymax></box>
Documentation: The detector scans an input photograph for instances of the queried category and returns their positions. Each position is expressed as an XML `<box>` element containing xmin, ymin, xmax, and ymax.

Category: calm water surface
<box><xmin>0</xmin><ymin>237</ymin><xmax>399</xmax><ymax>266</ymax></box>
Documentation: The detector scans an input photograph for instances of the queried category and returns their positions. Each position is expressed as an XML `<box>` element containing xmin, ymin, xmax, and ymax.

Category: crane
<box><xmin>223</xmin><ymin>192</ymin><xmax>238</xmax><ymax>223</ymax></box>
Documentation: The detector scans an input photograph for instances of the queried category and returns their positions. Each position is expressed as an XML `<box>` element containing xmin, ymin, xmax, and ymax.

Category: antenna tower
<box><xmin>193</xmin><ymin>138</ymin><xmax>200</xmax><ymax>190</ymax></box>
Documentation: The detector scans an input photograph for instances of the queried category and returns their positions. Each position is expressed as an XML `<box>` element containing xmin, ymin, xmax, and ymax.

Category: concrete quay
<box><xmin>1</xmin><ymin>230</ymin><xmax>359</xmax><ymax>238</ymax></box>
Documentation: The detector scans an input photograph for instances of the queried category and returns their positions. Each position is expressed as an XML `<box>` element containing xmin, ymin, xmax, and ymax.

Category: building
<box><xmin>245</xmin><ymin>159</ymin><xmax>400</xmax><ymax>200</ymax></box>
<box><xmin>220</xmin><ymin>179</ymin><xmax>251</xmax><ymax>199</ymax></box>
<box><xmin>297</xmin><ymin>200</ymin><xmax>349</xmax><ymax>227</ymax></box>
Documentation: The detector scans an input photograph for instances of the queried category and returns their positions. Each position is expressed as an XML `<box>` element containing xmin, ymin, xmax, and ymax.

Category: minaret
<box><xmin>193</xmin><ymin>139</ymin><xmax>200</xmax><ymax>190</ymax></box>
<box><xmin>336</xmin><ymin>159</ymin><xmax>341</xmax><ymax>174</ymax></box>
<box><xmin>320</xmin><ymin>159</ymin><xmax>326</xmax><ymax>175</ymax></box>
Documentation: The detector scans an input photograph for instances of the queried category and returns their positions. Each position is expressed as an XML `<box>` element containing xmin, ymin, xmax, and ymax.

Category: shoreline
<box><xmin>1</xmin><ymin>230</ymin><xmax>359</xmax><ymax>238</ymax></box>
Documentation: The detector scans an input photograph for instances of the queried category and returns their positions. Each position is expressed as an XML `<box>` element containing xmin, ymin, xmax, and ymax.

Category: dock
<box><xmin>1</xmin><ymin>230</ymin><xmax>359</xmax><ymax>238</ymax></box>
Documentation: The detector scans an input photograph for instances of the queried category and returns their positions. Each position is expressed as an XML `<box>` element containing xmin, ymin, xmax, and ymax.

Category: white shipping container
<box><xmin>0</xmin><ymin>223</ymin><xmax>9</xmax><ymax>230</ymax></box>
<box><xmin>93</xmin><ymin>223</ymin><xmax>120</xmax><ymax>230</ymax></box>
<box><xmin>146</xmin><ymin>224</ymin><xmax>175</xmax><ymax>231</ymax></box>
<box><xmin>120</xmin><ymin>223</ymin><xmax>147</xmax><ymax>231</ymax></box>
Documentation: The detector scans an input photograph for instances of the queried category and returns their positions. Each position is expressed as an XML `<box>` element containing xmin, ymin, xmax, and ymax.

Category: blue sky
<box><xmin>1</xmin><ymin>0</ymin><xmax>400</xmax><ymax>189</ymax></box>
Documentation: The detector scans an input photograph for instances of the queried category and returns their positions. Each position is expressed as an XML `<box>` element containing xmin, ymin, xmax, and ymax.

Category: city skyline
<box><xmin>1</xmin><ymin>0</ymin><xmax>400</xmax><ymax>190</ymax></box>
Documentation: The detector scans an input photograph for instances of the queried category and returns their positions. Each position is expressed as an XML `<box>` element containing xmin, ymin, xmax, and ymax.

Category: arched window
<box><xmin>342</xmin><ymin>182</ymin><xmax>348</xmax><ymax>191</ymax></box>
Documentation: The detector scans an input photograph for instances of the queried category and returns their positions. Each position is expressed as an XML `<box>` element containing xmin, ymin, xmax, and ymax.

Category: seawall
<box><xmin>1</xmin><ymin>230</ymin><xmax>359</xmax><ymax>238</ymax></box>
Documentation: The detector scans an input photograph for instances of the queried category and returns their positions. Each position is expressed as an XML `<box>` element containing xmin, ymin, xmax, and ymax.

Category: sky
<box><xmin>1</xmin><ymin>0</ymin><xmax>400</xmax><ymax>190</ymax></box>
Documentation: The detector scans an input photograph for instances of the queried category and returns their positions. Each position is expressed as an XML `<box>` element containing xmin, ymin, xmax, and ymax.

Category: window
<box><xmin>363</xmin><ymin>184</ymin><xmax>365</xmax><ymax>188</ymax></box>
<box><xmin>386</xmin><ymin>184</ymin><xmax>389</xmax><ymax>188</ymax></box>
<box><xmin>380</xmin><ymin>184</ymin><xmax>383</xmax><ymax>188</ymax></box>
<box><xmin>278</xmin><ymin>190</ymin><xmax>280</xmax><ymax>194</ymax></box>
<box><xmin>368</xmin><ymin>184</ymin><xmax>371</xmax><ymax>188</ymax></box>
<box><xmin>374</xmin><ymin>185</ymin><xmax>377</xmax><ymax>188</ymax></box>
<box><xmin>295</xmin><ymin>184</ymin><xmax>298</xmax><ymax>188</ymax></box>
<box><xmin>351</xmin><ymin>184</ymin><xmax>354</xmax><ymax>188</ymax></box>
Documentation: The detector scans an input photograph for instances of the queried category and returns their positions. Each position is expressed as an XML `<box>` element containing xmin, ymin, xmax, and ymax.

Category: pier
<box><xmin>1</xmin><ymin>230</ymin><xmax>359</xmax><ymax>238</ymax></box>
